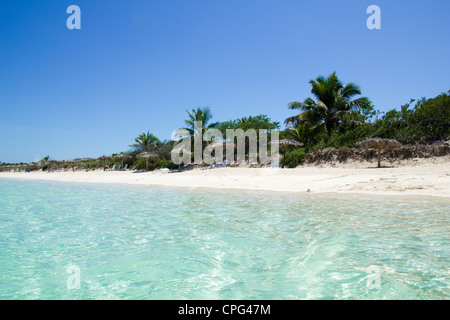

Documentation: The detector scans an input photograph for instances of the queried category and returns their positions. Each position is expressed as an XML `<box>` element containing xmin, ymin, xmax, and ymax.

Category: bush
<box><xmin>336</xmin><ymin>146</ymin><xmax>350</xmax><ymax>162</ymax></box>
<box><xmin>134</xmin><ymin>157</ymin><xmax>178</xmax><ymax>171</ymax></box>
<box><xmin>283</xmin><ymin>148</ymin><xmax>306</xmax><ymax>168</ymax></box>
<box><xmin>411</xmin><ymin>92</ymin><xmax>450</xmax><ymax>141</ymax></box>
<box><xmin>371</xmin><ymin>91</ymin><xmax>450</xmax><ymax>143</ymax></box>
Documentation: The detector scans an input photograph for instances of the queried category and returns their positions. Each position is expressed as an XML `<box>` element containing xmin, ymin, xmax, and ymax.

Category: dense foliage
<box><xmin>280</xmin><ymin>89</ymin><xmax>449</xmax><ymax>167</ymax></box>
<box><xmin>3</xmin><ymin>73</ymin><xmax>448</xmax><ymax>171</ymax></box>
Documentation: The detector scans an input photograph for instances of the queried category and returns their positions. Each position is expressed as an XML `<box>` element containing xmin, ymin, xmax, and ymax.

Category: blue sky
<box><xmin>1</xmin><ymin>0</ymin><xmax>449</xmax><ymax>163</ymax></box>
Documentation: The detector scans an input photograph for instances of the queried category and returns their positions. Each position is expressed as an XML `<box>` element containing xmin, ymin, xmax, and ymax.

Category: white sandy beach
<box><xmin>1</xmin><ymin>157</ymin><xmax>449</xmax><ymax>199</ymax></box>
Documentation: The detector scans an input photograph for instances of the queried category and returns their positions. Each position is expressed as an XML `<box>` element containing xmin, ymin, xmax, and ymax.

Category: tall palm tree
<box><xmin>285</xmin><ymin>72</ymin><xmax>372</xmax><ymax>137</ymax></box>
<box><xmin>182</xmin><ymin>107</ymin><xmax>219</xmax><ymax>136</ymax></box>
<box><xmin>130</xmin><ymin>131</ymin><xmax>160</xmax><ymax>152</ymax></box>
<box><xmin>173</xmin><ymin>107</ymin><xmax>220</xmax><ymax>163</ymax></box>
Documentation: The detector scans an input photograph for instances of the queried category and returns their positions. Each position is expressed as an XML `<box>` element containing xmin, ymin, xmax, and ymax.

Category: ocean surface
<box><xmin>0</xmin><ymin>178</ymin><xmax>448</xmax><ymax>299</ymax></box>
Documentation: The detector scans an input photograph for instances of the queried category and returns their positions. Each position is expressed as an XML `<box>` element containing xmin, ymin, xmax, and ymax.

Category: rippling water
<box><xmin>0</xmin><ymin>178</ymin><xmax>448</xmax><ymax>299</ymax></box>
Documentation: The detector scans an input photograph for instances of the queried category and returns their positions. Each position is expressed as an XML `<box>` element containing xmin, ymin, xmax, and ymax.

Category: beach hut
<box><xmin>66</xmin><ymin>159</ymin><xmax>76</xmax><ymax>172</ymax></box>
<box><xmin>97</xmin><ymin>155</ymin><xmax>111</xmax><ymax>171</ymax></box>
<box><xmin>75</xmin><ymin>158</ymin><xmax>95</xmax><ymax>171</ymax></box>
<box><xmin>113</xmin><ymin>154</ymin><xmax>131</xmax><ymax>170</ymax></box>
<box><xmin>137</xmin><ymin>151</ymin><xmax>158</xmax><ymax>171</ymax></box>
<box><xmin>46</xmin><ymin>160</ymin><xmax>58</xmax><ymax>172</ymax></box>
<box><xmin>357</xmin><ymin>138</ymin><xmax>402</xmax><ymax>168</ymax></box>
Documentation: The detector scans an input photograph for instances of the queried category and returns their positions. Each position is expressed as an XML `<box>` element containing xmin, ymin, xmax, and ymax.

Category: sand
<box><xmin>1</xmin><ymin>157</ymin><xmax>449</xmax><ymax>198</ymax></box>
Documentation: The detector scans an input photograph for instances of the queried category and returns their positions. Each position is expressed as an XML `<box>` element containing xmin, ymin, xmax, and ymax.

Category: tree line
<box><xmin>127</xmin><ymin>72</ymin><xmax>448</xmax><ymax>169</ymax></box>
<box><xmin>2</xmin><ymin>72</ymin><xmax>448</xmax><ymax>170</ymax></box>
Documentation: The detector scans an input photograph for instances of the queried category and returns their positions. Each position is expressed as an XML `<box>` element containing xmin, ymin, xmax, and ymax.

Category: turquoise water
<box><xmin>0</xmin><ymin>178</ymin><xmax>448</xmax><ymax>300</ymax></box>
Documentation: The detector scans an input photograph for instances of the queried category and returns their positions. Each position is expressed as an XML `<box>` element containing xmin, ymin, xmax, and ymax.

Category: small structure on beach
<box><xmin>357</xmin><ymin>138</ymin><xmax>402</xmax><ymax>168</ymax></box>
<box><xmin>66</xmin><ymin>159</ymin><xmax>76</xmax><ymax>171</ymax></box>
<box><xmin>46</xmin><ymin>160</ymin><xmax>59</xmax><ymax>172</ymax></box>
<box><xmin>97</xmin><ymin>155</ymin><xmax>111</xmax><ymax>171</ymax></box>
<box><xmin>137</xmin><ymin>151</ymin><xmax>158</xmax><ymax>171</ymax></box>
<box><xmin>113</xmin><ymin>154</ymin><xmax>131</xmax><ymax>170</ymax></box>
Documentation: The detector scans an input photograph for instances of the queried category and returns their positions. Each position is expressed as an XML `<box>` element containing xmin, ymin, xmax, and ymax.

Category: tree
<box><xmin>286</xmin><ymin>72</ymin><xmax>373</xmax><ymax>137</ymax></box>
<box><xmin>130</xmin><ymin>132</ymin><xmax>160</xmax><ymax>152</ymax></box>
<box><xmin>286</xmin><ymin>121</ymin><xmax>324</xmax><ymax>145</ymax></box>
<box><xmin>217</xmin><ymin>114</ymin><xmax>280</xmax><ymax>162</ymax></box>
<box><xmin>182</xmin><ymin>107</ymin><xmax>219</xmax><ymax>136</ymax></box>
<box><xmin>217</xmin><ymin>114</ymin><xmax>279</xmax><ymax>134</ymax></box>
<box><xmin>411</xmin><ymin>91</ymin><xmax>450</xmax><ymax>141</ymax></box>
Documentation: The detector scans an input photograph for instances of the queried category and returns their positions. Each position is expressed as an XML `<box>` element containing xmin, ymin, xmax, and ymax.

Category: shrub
<box><xmin>336</xmin><ymin>146</ymin><xmax>350</xmax><ymax>162</ymax></box>
<box><xmin>134</xmin><ymin>157</ymin><xmax>178</xmax><ymax>171</ymax></box>
<box><xmin>283</xmin><ymin>148</ymin><xmax>306</xmax><ymax>168</ymax></box>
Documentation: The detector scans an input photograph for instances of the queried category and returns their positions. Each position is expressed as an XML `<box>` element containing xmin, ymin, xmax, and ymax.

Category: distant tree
<box><xmin>130</xmin><ymin>132</ymin><xmax>160</xmax><ymax>152</ymax></box>
<box><xmin>410</xmin><ymin>91</ymin><xmax>450</xmax><ymax>141</ymax></box>
<box><xmin>286</xmin><ymin>121</ymin><xmax>324</xmax><ymax>145</ymax></box>
<box><xmin>217</xmin><ymin>114</ymin><xmax>280</xmax><ymax>134</ymax></box>
<box><xmin>373</xmin><ymin>91</ymin><xmax>450</xmax><ymax>143</ymax></box>
<box><xmin>286</xmin><ymin>72</ymin><xmax>373</xmax><ymax>137</ymax></box>
<box><xmin>182</xmin><ymin>107</ymin><xmax>219</xmax><ymax>136</ymax></box>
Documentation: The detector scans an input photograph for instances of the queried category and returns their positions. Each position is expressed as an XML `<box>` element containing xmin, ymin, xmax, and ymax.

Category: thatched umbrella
<box><xmin>113</xmin><ymin>154</ymin><xmax>131</xmax><ymax>169</ymax></box>
<box><xmin>1</xmin><ymin>165</ymin><xmax>11</xmax><ymax>172</ymax></box>
<box><xmin>206</xmin><ymin>141</ymin><xmax>238</xmax><ymax>165</ymax></box>
<box><xmin>66</xmin><ymin>159</ymin><xmax>76</xmax><ymax>172</ymax></box>
<box><xmin>46</xmin><ymin>160</ymin><xmax>58</xmax><ymax>172</ymax></box>
<box><xmin>171</xmin><ymin>146</ymin><xmax>191</xmax><ymax>171</ymax></box>
<box><xmin>206</xmin><ymin>141</ymin><xmax>227</xmax><ymax>158</ymax></box>
<box><xmin>357</xmin><ymin>138</ymin><xmax>402</xmax><ymax>168</ymax></box>
<box><xmin>97</xmin><ymin>155</ymin><xmax>111</xmax><ymax>171</ymax></box>
<box><xmin>77</xmin><ymin>157</ymin><xmax>95</xmax><ymax>162</ymax></box>
<box><xmin>75</xmin><ymin>157</ymin><xmax>95</xmax><ymax>171</ymax></box>
<box><xmin>270</xmin><ymin>139</ymin><xmax>304</xmax><ymax>168</ymax></box>
<box><xmin>137</xmin><ymin>151</ymin><xmax>158</xmax><ymax>171</ymax></box>
<box><xmin>54</xmin><ymin>160</ymin><xmax>64</xmax><ymax>171</ymax></box>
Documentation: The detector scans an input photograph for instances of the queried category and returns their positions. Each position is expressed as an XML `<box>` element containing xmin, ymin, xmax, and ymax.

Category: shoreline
<box><xmin>1</xmin><ymin>157</ymin><xmax>449</xmax><ymax>200</ymax></box>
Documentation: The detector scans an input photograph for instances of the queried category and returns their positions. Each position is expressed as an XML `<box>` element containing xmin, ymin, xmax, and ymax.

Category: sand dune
<box><xmin>1</xmin><ymin>157</ymin><xmax>449</xmax><ymax>198</ymax></box>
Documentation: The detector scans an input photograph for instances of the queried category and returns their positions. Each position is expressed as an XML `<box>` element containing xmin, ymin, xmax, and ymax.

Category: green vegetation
<box><xmin>2</xmin><ymin>72</ymin><xmax>448</xmax><ymax>171</ymax></box>
<box><xmin>130</xmin><ymin>132</ymin><xmax>160</xmax><ymax>152</ymax></box>
<box><xmin>181</xmin><ymin>107</ymin><xmax>219</xmax><ymax>136</ymax></box>
<box><xmin>285</xmin><ymin>72</ymin><xmax>374</xmax><ymax>138</ymax></box>
<box><xmin>283</xmin><ymin>148</ymin><xmax>307</xmax><ymax>168</ymax></box>
<box><xmin>280</xmin><ymin>73</ymin><xmax>449</xmax><ymax>167</ymax></box>
<box><xmin>217</xmin><ymin>114</ymin><xmax>280</xmax><ymax>134</ymax></box>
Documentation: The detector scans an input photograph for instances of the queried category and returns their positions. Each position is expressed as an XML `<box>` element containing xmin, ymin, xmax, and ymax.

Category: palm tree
<box><xmin>173</xmin><ymin>107</ymin><xmax>220</xmax><ymax>164</ymax></box>
<box><xmin>182</xmin><ymin>107</ymin><xmax>219</xmax><ymax>136</ymax></box>
<box><xmin>130</xmin><ymin>131</ymin><xmax>160</xmax><ymax>152</ymax></box>
<box><xmin>286</xmin><ymin>72</ymin><xmax>372</xmax><ymax>137</ymax></box>
<box><xmin>176</xmin><ymin>107</ymin><xmax>220</xmax><ymax>148</ymax></box>
<box><xmin>286</xmin><ymin>118</ymin><xmax>324</xmax><ymax>145</ymax></box>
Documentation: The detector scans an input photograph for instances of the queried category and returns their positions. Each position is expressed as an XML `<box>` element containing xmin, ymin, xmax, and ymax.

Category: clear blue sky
<box><xmin>1</xmin><ymin>0</ymin><xmax>449</xmax><ymax>163</ymax></box>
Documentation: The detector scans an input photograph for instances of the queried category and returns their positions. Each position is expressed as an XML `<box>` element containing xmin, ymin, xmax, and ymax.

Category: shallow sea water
<box><xmin>0</xmin><ymin>178</ymin><xmax>448</xmax><ymax>299</ymax></box>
